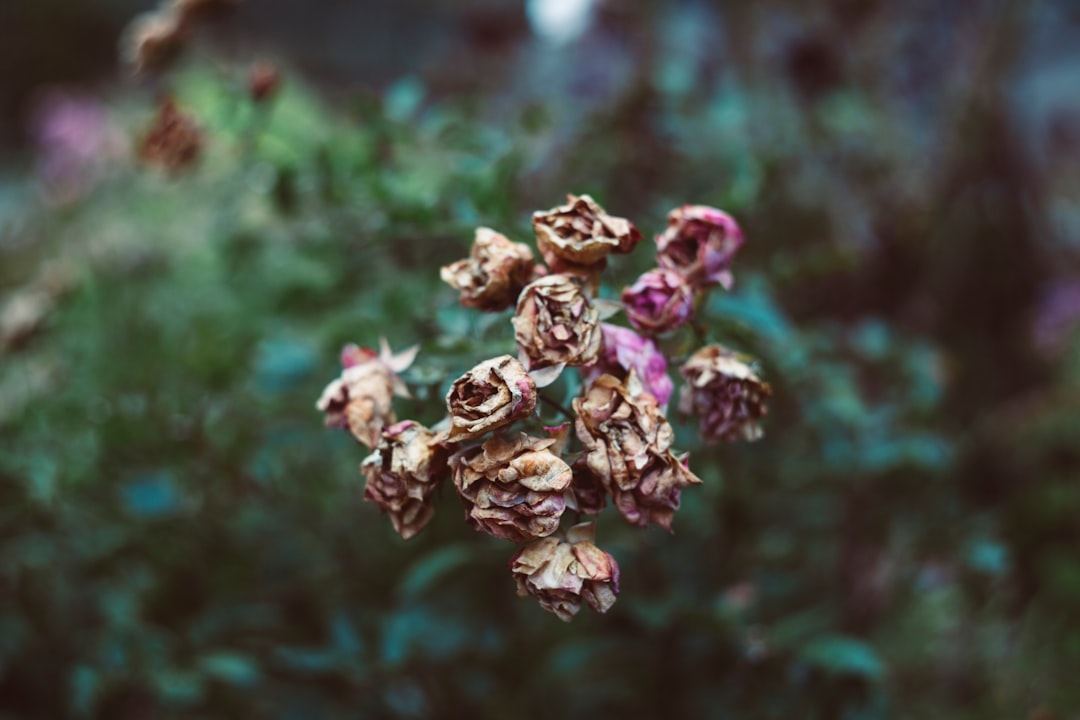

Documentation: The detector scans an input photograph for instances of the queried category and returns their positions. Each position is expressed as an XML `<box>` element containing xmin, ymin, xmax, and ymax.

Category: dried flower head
<box><xmin>574</xmin><ymin>373</ymin><xmax>699</xmax><ymax>530</ymax></box>
<box><xmin>451</xmin><ymin>434</ymin><xmax>572</xmax><ymax>543</ymax></box>
<box><xmin>440</xmin><ymin>228</ymin><xmax>536</xmax><ymax>311</ymax></box>
<box><xmin>567</xmin><ymin>458</ymin><xmax>607</xmax><ymax>515</ymax></box>
<box><xmin>446</xmin><ymin>355</ymin><xmax>537</xmax><ymax>442</ymax></box>
<box><xmin>123</xmin><ymin>11</ymin><xmax>188</xmax><ymax>74</ymax></box>
<box><xmin>138</xmin><ymin>98</ymin><xmax>204</xmax><ymax>173</ymax></box>
<box><xmin>679</xmin><ymin>344</ymin><xmax>771</xmax><ymax>442</ymax></box>
<box><xmin>532</xmin><ymin>194</ymin><xmax>641</xmax><ymax>275</ymax></box>
<box><xmin>621</xmin><ymin>268</ymin><xmax>695</xmax><ymax>335</ymax></box>
<box><xmin>361</xmin><ymin>421</ymin><xmax>449</xmax><ymax>540</ymax></box>
<box><xmin>656</xmin><ymin>205</ymin><xmax>744</xmax><ymax>290</ymax></box>
<box><xmin>583</xmin><ymin>323</ymin><xmax>674</xmax><ymax>408</ymax></box>
<box><xmin>510</xmin><ymin>522</ymin><xmax>620</xmax><ymax>621</ymax></box>
<box><xmin>513</xmin><ymin>274</ymin><xmax>601</xmax><ymax>369</ymax></box>
<box><xmin>249</xmin><ymin>61</ymin><xmax>281</xmax><ymax>103</ymax></box>
<box><xmin>316</xmin><ymin>340</ymin><xmax>417</xmax><ymax>447</ymax></box>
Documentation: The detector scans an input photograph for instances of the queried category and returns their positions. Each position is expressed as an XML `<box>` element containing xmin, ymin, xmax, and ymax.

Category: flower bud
<box><xmin>513</xmin><ymin>274</ymin><xmax>601</xmax><ymax>369</ymax></box>
<box><xmin>656</xmin><ymin>205</ymin><xmax>744</xmax><ymax>290</ymax></box>
<box><xmin>532</xmin><ymin>194</ymin><xmax>641</xmax><ymax>275</ymax></box>
<box><xmin>621</xmin><ymin>269</ymin><xmax>695</xmax><ymax>335</ymax></box>
<box><xmin>445</xmin><ymin>355</ymin><xmax>537</xmax><ymax>442</ymax></box>
<box><xmin>679</xmin><ymin>345</ymin><xmax>771</xmax><ymax>442</ymax></box>
<box><xmin>440</xmin><ymin>228</ymin><xmax>535</xmax><ymax>311</ymax></box>
<box><xmin>361</xmin><ymin>421</ymin><xmax>449</xmax><ymax>540</ymax></box>
<box><xmin>510</xmin><ymin>522</ymin><xmax>620</xmax><ymax>621</ymax></box>
<box><xmin>451</xmin><ymin>434</ymin><xmax>571</xmax><ymax>543</ymax></box>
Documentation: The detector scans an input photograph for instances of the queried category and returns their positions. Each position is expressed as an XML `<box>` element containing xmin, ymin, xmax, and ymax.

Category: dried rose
<box><xmin>513</xmin><ymin>274</ymin><xmax>601</xmax><ymax>369</ymax></box>
<box><xmin>138</xmin><ymin>98</ymin><xmax>203</xmax><ymax>173</ymax></box>
<box><xmin>532</xmin><ymin>194</ymin><xmax>642</xmax><ymax>275</ymax></box>
<box><xmin>316</xmin><ymin>340</ymin><xmax>417</xmax><ymax>448</ymax></box>
<box><xmin>123</xmin><ymin>11</ymin><xmax>187</xmax><ymax>74</ymax></box>
<box><xmin>574</xmin><ymin>373</ymin><xmax>699</xmax><ymax>530</ymax></box>
<box><xmin>361</xmin><ymin>420</ymin><xmax>449</xmax><ymax>540</ymax></box>
<box><xmin>440</xmin><ymin>228</ymin><xmax>535</xmax><ymax>311</ymax></box>
<box><xmin>510</xmin><ymin>522</ymin><xmax>620</xmax><ymax>621</ymax></box>
<box><xmin>451</xmin><ymin>434</ymin><xmax>572</xmax><ymax>543</ymax></box>
<box><xmin>610</xmin><ymin>452</ymin><xmax>698</xmax><ymax>532</ymax></box>
<box><xmin>621</xmin><ymin>268</ymin><xmax>695</xmax><ymax>335</ymax></box>
<box><xmin>445</xmin><ymin>355</ymin><xmax>537</xmax><ymax>442</ymax></box>
<box><xmin>656</xmin><ymin>205</ymin><xmax>744</xmax><ymax>290</ymax></box>
<box><xmin>582</xmin><ymin>323</ymin><xmax>674</xmax><ymax>408</ymax></box>
<box><xmin>679</xmin><ymin>345</ymin><xmax>771</xmax><ymax>442</ymax></box>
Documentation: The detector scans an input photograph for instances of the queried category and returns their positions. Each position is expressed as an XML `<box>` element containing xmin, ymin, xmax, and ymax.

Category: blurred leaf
<box><xmin>799</xmin><ymin>636</ymin><xmax>885</xmax><ymax>680</ymax></box>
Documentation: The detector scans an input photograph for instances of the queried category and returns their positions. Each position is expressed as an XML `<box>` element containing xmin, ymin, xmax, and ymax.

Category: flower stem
<box><xmin>539</xmin><ymin>393</ymin><xmax>574</xmax><ymax>420</ymax></box>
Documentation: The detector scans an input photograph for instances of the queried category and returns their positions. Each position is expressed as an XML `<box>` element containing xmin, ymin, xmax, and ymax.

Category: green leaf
<box><xmin>799</xmin><ymin>636</ymin><xmax>885</xmax><ymax>680</ymax></box>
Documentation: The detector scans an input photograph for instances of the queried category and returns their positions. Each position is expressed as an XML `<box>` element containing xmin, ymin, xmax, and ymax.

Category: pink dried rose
<box><xmin>621</xmin><ymin>268</ymin><xmax>695</xmax><ymax>335</ymax></box>
<box><xmin>532</xmin><ymin>194</ymin><xmax>642</xmax><ymax>275</ymax></box>
<box><xmin>316</xmin><ymin>340</ymin><xmax>417</xmax><ymax>448</ymax></box>
<box><xmin>679</xmin><ymin>345</ymin><xmax>771</xmax><ymax>442</ymax></box>
<box><xmin>583</xmin><ymin>323</ymin><xmax>674</xmax><ymax>407</ymax></box>
<box><xmin>510</xmin><ymin>522</ymin><xmax>620</xmax><ymax>621</ymax></box>
<box><xmin>656</xmin><ymin>205</ymin><xmax>744</xmax><ymax>290</ymax></box>
<box><xmin>611</xmin><ymin>451</ymin><xmax>698</xmax><ymax>532</ymax></box>
<box><xmin>440</xmin><ymin>228</ymin><xmax>536</xmax><ymax>311</ymax></box>
<box><xmin>513</xmin><ymin>274</ymin><xmax>602</xmax><ymax>369</ymax></box>
<box><xmin>574</xmin><ymin>373</ymin><xmax>700</xmax><ymax>530</ymax></box>
<box><xmin>445</xmin><ymin>355</ymin><xmax>537</xmax><ymax>442</ymax></box>
<box><xmin>451</xmin><ymin>434</ymin><xmax>572</xmax><ymax>543</ymax></box>
<box><xmin>361</xmin><ymin>420</ymin><xmax>449</xmax><ymax>540</ymax></box>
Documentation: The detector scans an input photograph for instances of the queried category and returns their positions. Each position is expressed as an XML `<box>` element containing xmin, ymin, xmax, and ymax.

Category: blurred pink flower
<box><xmin>582</xmin><ymin>323</ymin><xmax>673</xmax><ymax>407</ymax></box>
<box><xmin>31</xmin><ymin>91</ymin><xmax>125</xmax><ymax>204</ymax></box>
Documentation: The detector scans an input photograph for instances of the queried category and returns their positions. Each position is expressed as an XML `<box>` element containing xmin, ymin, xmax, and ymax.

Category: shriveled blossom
<box><xmin>316</xmin><ymin>340</ymin><xmax>417</xmax><ymax>448</ymax></box>
<box><xmin>138</xmin><ymin>98</ymin><xmax>204</xmax><ymax>173</ymax></box>
<box><xmin>510</xmin><ymin>522</ymin><xmax>620</xmax><ymax>621</ymax></box>
<box><xmin>611</xmin><ymin>452</ymin><xmax>698</xmax><ymax>532</ymax></box>
<box><xmin>679</xmin><ymin>344</ymin><xmax>771</xmax><ymax>442</ymax></box>
<box><xmin>656</xmin><ymin>205</ymin><xmax>744</xmax><ymax>290</ymax></box>
<box><xmin>513</xmin><ymin>274</ymin><xmax>601</xmax><ymax>369</ymax></box>
<box><xmin>533</xmin><ymin>194</ymin><xmax>641</xmax><ymax>275</ymax></box>
<box><xmin>621</xmin><ymin>268</ymin><xmax>695</xmax><ymax>335</ymax></box>
<box><xmin>574</xmin><ymin>373</ymin><xmax>699</xmax><ymax>530</ymax></box>
<box><xmin>446</xmin><ymin>355</ymin><xmax>537</xmax><ymax>442</ymax></box>
<box><xmin>567</xmin><ymin>458</ymin><xmax>607</xmax><ymax>515</ymax></box>
<box><xmin>361</xmin><ymin>421</ymin><xmax>449</xmax><ymax>540</ymax></box>
<box><xmin>583</xmin><ymin>323</ymin><xmax>673</xmax><ymax>408</ymax></box>
<box><xmin>451</xmin><ymin>434</ymin><xmax>572</xmax><ymax>543</ymax></box>
<box><xmin>123</xmin><ymin>10</ymin><xmax>187</xmax><ymax>73</ymax></box>
<box><xmin>440</xmin><ymin>228</ymin><xmax>535</xmax><ymax>311</ymax></box>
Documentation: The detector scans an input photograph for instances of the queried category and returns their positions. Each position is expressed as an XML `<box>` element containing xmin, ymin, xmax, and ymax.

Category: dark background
<box><xmin>2</xmin><ymin>0</ymin><xmax>1080</xmax><ymax>718</ymax></box>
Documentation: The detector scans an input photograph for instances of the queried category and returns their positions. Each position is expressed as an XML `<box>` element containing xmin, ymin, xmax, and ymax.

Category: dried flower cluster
<box><xmin>317</xmin><ymin>194</ymin><xmax>772</xmax><ymax>621</ymax></box>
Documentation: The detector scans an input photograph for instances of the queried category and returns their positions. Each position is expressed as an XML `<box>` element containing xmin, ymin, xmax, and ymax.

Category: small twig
<box><xmin>539</xmin><ymin>393</ymin><xmax>574</xmax><ymax>420</ymax></box>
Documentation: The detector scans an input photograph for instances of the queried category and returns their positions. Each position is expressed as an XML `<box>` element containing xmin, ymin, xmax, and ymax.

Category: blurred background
<box><xmin>2</xmin><ymin>0</ymin><xmax>1080</xmax><ymax>717</ymax></box>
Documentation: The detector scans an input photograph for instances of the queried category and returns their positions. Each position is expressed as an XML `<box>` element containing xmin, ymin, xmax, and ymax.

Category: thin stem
<box><xmin>538</xmin><ymin>393</ymin><xmax>574</xmax><ymax>420</ymax></box>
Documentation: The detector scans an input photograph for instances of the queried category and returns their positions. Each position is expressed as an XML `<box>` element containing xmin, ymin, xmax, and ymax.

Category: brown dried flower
<box><xmin>123</xmin><ymin>11</ymin><xmax>187</xmax><ymax>74</ymax></box>
<box><xmin>361</xmin><ymin>420</ymin><xmax>449</xmax><ymax>540</ymax></box>
<box><xmin>451</xmin><ymin>434</ymin><xmax>572</xmax><ymax>543</ymax></box>
<box><xmin>249</xmin><ymin>61</ymin><xmax>281</xmax><ymax>103</ymax></box>
<box><xmin>512</xmin><ymin>274</ymin><xmax>601</xmax><ymax>369</ymax></box>
<box><xmin>532</xmin><ymin>194</ymin><xmax>642</xmax><ymax>275</ymax></box>
<box><xmin>440</xmin><ymin>228</ymin><xmax>535</xmax><ymax>311</ymax></box>
<box><xmin>138</xmin><ymin>98</ymin><xmax>203</xmax><ymax>173</ymax></box>
<box><xmin>574</xmin><ymin>373</ymin><xmax>699</xmax><ymax>530</ymax></box>
<box><xmin>510</xmin><ymin>522</ymin><xmax>620</xmax><ymax>621</ymax></box>
<box><xmin>316</xmin><ymin>341</ymin><xmax>417</xmax><ymax>448</ymax></box>
<box><xmin>656</xmin><ymin>205</ymin><xmax>744</xmax><ymax>290</ymax></box>
<box><xmin>679</xmin><ymin>344</ymin><xmax>771</xmax><ymax>443</ymax></box>
<box><xmin>567</xmin><ymin>458</ymin><xmax>607</xmax><ymax>515</ymax></box>
<box><xmin>445</xmin><ymin>355</ymin><xmax>537</xmax><ymax>442</ymax></box>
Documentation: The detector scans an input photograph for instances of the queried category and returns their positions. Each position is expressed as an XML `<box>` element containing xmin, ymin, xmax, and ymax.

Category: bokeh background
<box><xmin>2</xmin><ymin>0</ymin><xmax>1080</xmax><ymax>717</ymax></box>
